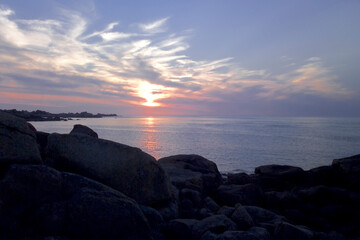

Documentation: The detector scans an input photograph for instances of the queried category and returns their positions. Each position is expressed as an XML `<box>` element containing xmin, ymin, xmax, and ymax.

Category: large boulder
<box><xmin>255</xmin><ymin>165</ymin><xmax>305</xmax><ymax>187</ymax></box>
<box><xmin>0</xmin><ymin>164</ymin><xmax>151</xmax><ymax>240</ymax></box>
<box><xmin>66</xmin><ymin>188</ymin><xmax>150</xmax><ymax>240</ymax></box>
<box><xmin>0</xmin><ymin>111</ymin><xmax>42</xmax><ymax>165</ymax></box>
<box><xmin>158</xmin><ymin>154</ymin><xmax>222</xmax><ymax>194</ymax></box>
<box><xmin>45</xmin><ymin>133</ymin><xmax>171</xmax><ymax>205</ymax></box>
<box><xmin>0</xmin><ymin>164</ymin><xmax>62</xmax><ymax>204</ymax></box>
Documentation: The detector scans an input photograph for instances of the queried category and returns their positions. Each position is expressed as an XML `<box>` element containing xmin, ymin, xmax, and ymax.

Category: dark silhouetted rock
<box><xmin>66</xmin><ymin>188</ymin><xmax>150</xmax><ymax>240</ymax></box>
<box><xmin>227</xmin><ymin>172</ymin><xmax>257</xmax><ymax>185</ymax></box>
<box><xmin>165</xmin><ymin>219</ymin><xmax>199</xmax><ymax>240</ymax></box>
<box><xmin>0</xmin><ymin>164</ymin><xmax>63</xmax><ymax>239</ymax></box>
<box><xmin>314</xmin><ymin>231</ymin><xmax>347</xmax><ymax>240</ymax></box>
<box><xmin>255</xmin><ymin>164</ymin><xmax>305</xmax><ymax>189</ymax></box>
<box><xmin>230</xmin><ymin>204</ymin><xmax>254</xmax><ymax>230</ymax></box>
<box><xmin>255</xmin><ymin>164</ymin><xmax>304</xmax><ymax>177</ymax></box>
<box><xmin>207</xmin><ymin>230</ymin><xmax>257</xmax><ymax>240</ymax></box>
<box><xmin>0</xmin><ymin>164</ymin><xmax>151</xmax><ymax>240</ymax></box>
<box><xmin>27</xmin><ymin>122</ymin><xmax>37</xmax><ymax>132</ymax></box>
<box><xmin>140</xmin><ymin>205</ymin><xmax>164</xmax><ymax>229</ymax></box>
<box><xmin>45</xmin><ymin>133</ymin><xmax>171</xmax><ymax>205</ymax></box>
<box><xmin>199</xmin><ymin>231</ymin><xmax>218</xmax><ymax>240</ymax></box>
<box><xmin>282</xmin><ymin>208</ymin><xmax>307</xmax><ymax>225</ymax></box>
<box><xmin>156</xmin><ymin>196</ymin><xmax>179</xmax><ymax>221</ymax></box>
<box><xmin>0</xmin><ymin>111</ymin><xmax>42</xmax><ymax>165</ymax></box>
<box><xmin>215</xmin><ymin>184</ymin><xmax>264</xmax><ymax>206</ymax></box>
<box><xmin>0</xmin><ymin>164</ymin><xmax>62</xmax><ymax>204</ymax></box>
<box><xmin>332</xmin><ymin>154</ymin><xmax>360</xmax><ymax>191</ymax></box>
<box><xmin>244</xmin><ymin>206</ymin><xmax>286</xmax><ymax>225</ymax></box>
<box><xmin>332</xmin><ymin>154</ymin><xmax>360</xmax><ymax>174</ymax></box>
<box><xmin>198</xmin><ymin>208</ymin><xmax>213</xmax><ymax>219</ymax></box>
<box><xmin>297</xmin><ymin>185</ymin><xmax>355</xmax><ymax>205</ymax></box>
<box><xmin>158</xmin><ymin>154</ymin><xmax>222</xmax><ymax>194</ymax></box>
<box><xmin>181</xmin><ymin>188</ymin><xmax>202</xmax><ymax>207</ymax></box>
<box><xmin>35</xmin><ymin>131</ymin><xmax>50</xmax><ymax>159</ymax></box>
<box><xmin>70</xmin><ymin>124</ymin><xmax>98</xmax><ymax>138</ymax></box>
<box><xmin>217</xmin><ymin>206</ymin><xmax>235</xmax><ymax>218</ymax></box>
<box><xmin>248</xmin><ymin>227</ymin><xmax>271</xmax><ymax>240</ymax></box>
<box><xmin>203</xmin><ymin>197</ymin><xmax>220</xmax><ymax>213</ymax></box>
<box><xmin>201</xmin><ymin>228</ymin><xmax>270</xmax><ymax>240</ymax></box>
<box><xmin>192</xmin><ymin>214</ymin><xmax>237</xmax><ymax>240</ymax></box>
<box><xmin>265</xmin><ymin>191</ymin><xmax>300</xmax><ymax>208</ymax></box>
<box><xmin>274</xmin><ymin>222</ymin><xmax>313</xmax><ymax>240</ymax></box>
<box><xmin>307</xmin><ymin>166</ymin><xmax>339</xmax><ymax>187</ymax></box>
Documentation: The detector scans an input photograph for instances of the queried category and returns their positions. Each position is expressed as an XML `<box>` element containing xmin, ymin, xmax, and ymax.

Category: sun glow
<box><xmin>137</xmin><ymin>81</ymin><xmax>168</xmax><ymax>107</ymax></box>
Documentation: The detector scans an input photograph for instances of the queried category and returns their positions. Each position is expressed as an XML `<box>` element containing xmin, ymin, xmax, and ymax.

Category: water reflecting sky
<box><xmin>31</xmin><ymin>117</ymin><xmax>360</xmax><ymax>173</ymax></box>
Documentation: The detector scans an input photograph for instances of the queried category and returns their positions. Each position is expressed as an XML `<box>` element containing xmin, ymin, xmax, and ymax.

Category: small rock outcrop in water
<box><xmin>1</xmin><ymin>111</ymin><xmax>360</xmax><ymax>239</ymax></box>
<box><xmin>69</xmin><ymin>124</ymin><xmax>99</xmax><ymax>138</ymax></box>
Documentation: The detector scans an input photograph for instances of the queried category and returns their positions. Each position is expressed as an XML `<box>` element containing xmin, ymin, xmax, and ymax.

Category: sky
<box><xmin>0</xmin><ymin>0</ymin><xmax>359</xmax><ymax>117</ymax></box>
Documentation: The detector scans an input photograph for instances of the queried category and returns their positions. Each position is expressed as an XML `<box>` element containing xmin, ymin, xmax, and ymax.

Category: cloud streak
<box><xmin>0</xmin><ymin>6</ymin><xmax>353</xmax><ymax>115</ymax></box>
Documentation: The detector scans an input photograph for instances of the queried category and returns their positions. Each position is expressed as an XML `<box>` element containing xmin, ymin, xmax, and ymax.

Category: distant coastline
<box><xmin>0</xmin><ymin>109</ymin><xmax>118</xmax><ymax>121</ymax></box>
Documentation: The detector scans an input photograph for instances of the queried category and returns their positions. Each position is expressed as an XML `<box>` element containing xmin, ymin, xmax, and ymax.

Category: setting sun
<box><xmin>137</xmin><ymin>81</ymin><xmax>168</xmax><ymax>107</ymax></box>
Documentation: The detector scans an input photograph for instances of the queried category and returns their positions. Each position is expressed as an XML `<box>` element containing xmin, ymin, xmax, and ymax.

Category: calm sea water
<box><xmin>31</xmin><ymin>117</ymin><xmax>360</xmax><ymax>173</ymax></box>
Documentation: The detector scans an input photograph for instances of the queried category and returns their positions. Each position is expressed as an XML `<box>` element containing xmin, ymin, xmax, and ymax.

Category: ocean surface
<box><xmin>31</xmin><ymin>117</ymin><xmax>360</xmax><ymax>173</ymax></box>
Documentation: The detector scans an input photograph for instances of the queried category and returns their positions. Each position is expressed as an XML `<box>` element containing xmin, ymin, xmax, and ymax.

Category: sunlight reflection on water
<box><xmin>31</xmin><ymin>117</ymin><xmax>360</xmax><ymax>173</ymax></box>
<box><xmin>140</xmin><ymin>117</ymin><xmax>161</xmax><ymax>159</ymax></box>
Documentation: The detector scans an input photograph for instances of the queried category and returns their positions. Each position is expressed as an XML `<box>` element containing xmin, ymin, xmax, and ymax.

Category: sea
<box><xmin>30</xmin><ymin>117</ymin><xmax>360</xmax><ymax>173</ymax></box>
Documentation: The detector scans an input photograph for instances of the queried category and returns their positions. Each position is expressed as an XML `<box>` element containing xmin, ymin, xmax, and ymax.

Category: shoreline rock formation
<box><xmin>1</xmin><ymin>111</ymin><xmax>359</xmax><ymax>240</ymax></box>
<box><xmin>1</xmin><ymin>109</ymin><xmax>118</xmax><ymax>121</ymax></box>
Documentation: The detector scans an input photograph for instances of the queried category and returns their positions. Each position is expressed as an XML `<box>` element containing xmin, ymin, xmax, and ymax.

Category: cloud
<box><xmin>139</xmin><ymin>17</ymin><xmax>169</xmax><ymax>34</ymax></box>
<box><xmin>272</xmin><ymin>58</ymin><xmax>352</xmax><ymax>99</ymax></box>
<box><xmin>0</xmin><ymin>6</ymin><xmax>353</xmax><ymax>115</ymax></box>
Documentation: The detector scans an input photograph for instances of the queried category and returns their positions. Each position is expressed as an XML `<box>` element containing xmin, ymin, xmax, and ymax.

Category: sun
<box><xmin>137</xmin><ymin>81</ymin><xmax>167</xmax><ymax>107</ymax></box>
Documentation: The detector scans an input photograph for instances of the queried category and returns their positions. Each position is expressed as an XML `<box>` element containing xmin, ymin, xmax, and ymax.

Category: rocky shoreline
<box><xmin>1</xmin><ymin>111</ymin><xmax>359</xmax><ymax>240</ymax></box>
<box><xmin>1</xmin><ymin>109</ymin><xmax>118</xmax><ymax>121</ymax></box>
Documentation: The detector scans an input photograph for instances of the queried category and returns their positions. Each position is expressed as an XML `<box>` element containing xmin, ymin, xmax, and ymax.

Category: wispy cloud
<box><xmin>139</xmin><ymin>17</ymin><xmax>169</xmax><ymax>34</ymax></box>
<box><xmin>0</xmin><ymin>6</ymin><xmax>353</xmax><ymax>115</ymax></box>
